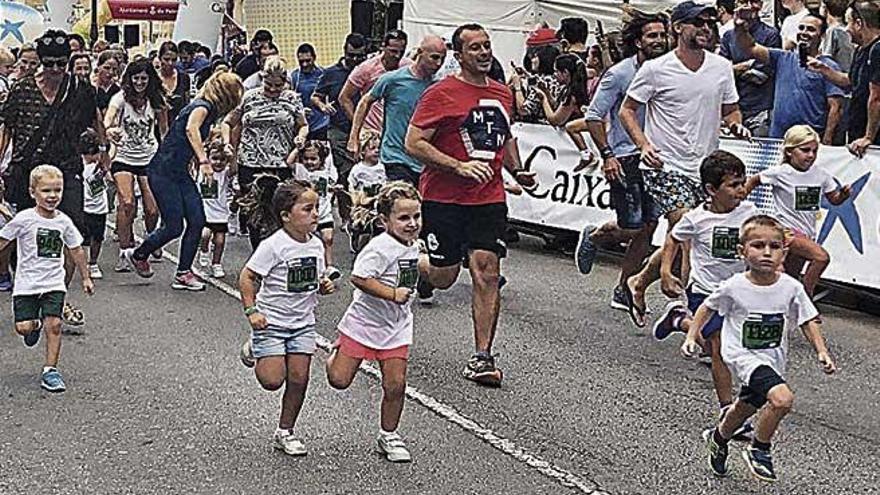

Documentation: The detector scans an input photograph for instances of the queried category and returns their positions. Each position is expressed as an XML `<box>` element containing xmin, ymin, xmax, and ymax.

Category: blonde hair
<box><xmin>197</xmin><ymin>71</ymin><xmax>244</xmax><ymax>116</ymax></box>
<box><xmin>740</xmin><ymin>214</ymin><xmax>785</xmax><ymax>244</ymax></box>
<box><xmin>359</xmin><ymin>129</ymin><xmax>380</xmax><ymax>151</ymax></box>
<box><xmin>261</xmin><ymin>55</ymin><xmax>288</xmax><ymax>80</ymax></box>
<box><xmin>30</xmin><ymin>164</ymin><xmax>63</xmax><ymax>188</ymax></box>
<box><xmin>376</xmin><ymin>181</ymin><xmax>421</xmax><ymax>217</ymax></box>
<box><xmin>0</xmin><ymin>47</ymin><xmax>14</xmax><ymax>66</ymax></box>
<box><xmin>782</xmin><ymin>125</ymin><xmax>820</xmax><ymax>150</ymax></box>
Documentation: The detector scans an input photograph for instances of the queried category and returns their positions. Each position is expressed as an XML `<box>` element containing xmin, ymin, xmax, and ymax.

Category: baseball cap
<box><xmin>670</xmin><ymin>1</ymin><xmax>717</xmax><ymax>23</ymax></box>
<box><xmin>526</xmin><ymin>28</ymin><xmax>558</xmax><ymax>47</ymax></box>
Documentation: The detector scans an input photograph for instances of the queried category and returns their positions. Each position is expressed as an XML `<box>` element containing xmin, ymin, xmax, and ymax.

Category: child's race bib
<box><xmin>200</xmin><ymin>180</ymin><xmax>219</xmax><ymax>199</ymax></box>
<box><xmin>364</xmin><ymin>183</ymin><xmax>382</xmax><ymax>197</ymax></box>
<box><xmin>711</xmin><ymin>226</ymin><xmax>739</xmax><ymax>260</ymax></box>
<box><xmin>314</xmin><ymin>177</ymin><xmax>328</xmax><ymax>197</ymax></box>
<box><xmin>794</xmin><ymin>186</ymin><xmax>821</xmax><ymax>211</ymax></box>
<box><xmin>286</xmin><ymin>256</ymin><xmax>318</xmax><ymax>293</ymax></box>
<box><xmin>396</xmin><ymin>259</ymin><xmax>419</xmax><ymax>289</ymax></box>
<box><xmin>742</xmin><ymin>313</ymin><xmax>784</xmax><ymax>350</ymax></box>
<box><xmin>36</xmin><ymin>228</ymin><xmax>63</xmax><ymax>259</ymax></box>
<box><xmin>87</xmin><ymin>173</ymin><xmax>106</xmax><ymax>197</ymax></box>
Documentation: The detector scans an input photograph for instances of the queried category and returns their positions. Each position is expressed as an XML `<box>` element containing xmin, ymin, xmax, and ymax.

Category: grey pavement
<box><xmin>1</xmin><ymin>226</ymin><xmax>878</xmax><ymax>495</ymax></box>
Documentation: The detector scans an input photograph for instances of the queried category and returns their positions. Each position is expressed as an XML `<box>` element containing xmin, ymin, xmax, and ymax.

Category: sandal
<box><xmin>622</xmin><ymin>276</ymin><xmax>647</xmax><ymax>328</ymax></box>
<box><xmin>62</xmin><ymin>303</ymin><xmax>85</xmax><ymax>327</ymax></box>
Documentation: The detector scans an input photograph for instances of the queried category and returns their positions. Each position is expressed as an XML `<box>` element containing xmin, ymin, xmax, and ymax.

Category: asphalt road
<box><xmin>1</xmin><ymin>224</ymin><xmax>878</xmax><ymax>495</ymax></box>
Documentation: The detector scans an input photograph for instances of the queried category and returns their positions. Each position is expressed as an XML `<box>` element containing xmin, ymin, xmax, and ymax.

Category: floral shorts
<box><xmin>641</xmin><ymin>168</ymin><xmax>705</xmax><ymax>216</ymax></box>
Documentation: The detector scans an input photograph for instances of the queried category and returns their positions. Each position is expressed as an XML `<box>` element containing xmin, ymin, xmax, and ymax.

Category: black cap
<box><xmin>252</xmin><ymin>29</ymin><xmax>273</xmax><ymax>43</ymax></box>
<box><xmin>670</xmin><ymin>1</ymin><xmax>717</xmax><ymax>23</ymax></box>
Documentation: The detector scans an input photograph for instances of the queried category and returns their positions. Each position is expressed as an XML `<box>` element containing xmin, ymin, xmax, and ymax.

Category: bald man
<box><xmin>347</xmin><ymin>35</ymin><xmax>448</xmax><ymax>186</ymax></box>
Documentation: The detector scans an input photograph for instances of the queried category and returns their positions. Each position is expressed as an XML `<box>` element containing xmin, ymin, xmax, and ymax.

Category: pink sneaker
<box><xmin>171</xmin><ymin>271</ymin><xmax>206</xmax><ymax>291</ymax></box>
<box><xmin>122</xmin><ymin>249</ymin><xmax>154</xmax><ymax>278</ymax></box>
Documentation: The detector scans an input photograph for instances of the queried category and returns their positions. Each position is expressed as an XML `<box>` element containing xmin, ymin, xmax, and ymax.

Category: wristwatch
<box><xmin>243</xmin><ymin>306</ymin><xmax>259</xmax><ymax>316</ymax></box>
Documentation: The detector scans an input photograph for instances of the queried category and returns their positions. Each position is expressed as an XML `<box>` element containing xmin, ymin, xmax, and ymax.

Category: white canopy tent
<box><xmin>402</xmin><ymin>0</ymin><xmax>680</xmax><ymax>68</ymax></box>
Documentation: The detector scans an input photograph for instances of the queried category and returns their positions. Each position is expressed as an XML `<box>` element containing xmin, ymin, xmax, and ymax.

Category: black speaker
<box><xmin>123</xmin><ymin>25</ymin><xmax>140</xmax><ymax>48</ymax></box>
<box><xmin>386</xmin><ymin>0</ymin><xmax>403</xmax><ymax>32</ymax></box>
<box><xmin>351</xmin><ymin>0</ymin><xmax>374</xmax><ymax>38</ymax></box>
<box><xmin>104</xmin><ymin>25</ymin><xmax>119</xmax><ymax>44</ymax></box>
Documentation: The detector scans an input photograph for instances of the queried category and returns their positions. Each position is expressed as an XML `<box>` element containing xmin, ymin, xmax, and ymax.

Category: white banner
<box><xmin>509</xmin><ymin>123</ymin><xmax>880</xmax><ymax>290</ymax></box>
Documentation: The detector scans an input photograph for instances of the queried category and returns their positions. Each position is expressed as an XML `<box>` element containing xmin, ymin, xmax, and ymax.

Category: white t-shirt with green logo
<box><xmin>197</xmin><ymin>169</ymin><xmax>231</xmax><ymax>223</ymax></box>
<box><xmin>245</xmin><ymin>229</ymin><xmax>325</xmax><ymax>329</ymax></box>
<box><xmin>759</xmin><ymin>164</ymin><xmax>837</xmax><ymax>240</ymax></box>
<box><xmin>349</xmin><ymin>161</ymin><xmax>387</xmax><ymax>196</ymax></box>
<box><xmin>304</xmin><ymin>167</ymin><xmax>336</xmax><ymax>225</ymax></box>
<box><xmin>0</xmin><ymin>208</ymin><xmax>83</xmax><ymax>296</ymax></box>
<box><xmin>670</xmin><ymin>201</ymin><xmax>758</xmax><ymax>295</ymax></box>
<box><xmin>338</xmin><ymin>232</ymin><xmax>419</xmax><ymax>349</ymax></box>
<box><xmin>705</xmin><ymin>272</ymin><xmax>818</xmax><ymax>385</ymax></box>
<box><xmin>83</xmin><ymin>161</ymin><xmax>109</xmax><ymax>215</ymax></box>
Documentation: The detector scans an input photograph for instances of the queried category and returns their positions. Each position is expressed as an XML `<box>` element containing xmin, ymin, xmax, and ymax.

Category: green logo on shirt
<box><xmin>286</xmin><ymin>256</ymin><xmax>318</xmax><ymax>293</ymax></box>
<box><xmin>794</xmin><ymin>186</ymin><xmax>821</xmax><ymax>211</ymax></box>
<box><xmin>742</xmin><ymin>313</ymin><xmax>784</xmax><ymax>350</ymax></box>
<box><xmin>36</xmin><ymin>228</ymin><xmax>63</xmax><ymax>259</ymax></box>
<box><xmin>363</xmin><ymin>183</ymin><xmax>381</xmax><ymax>196</ymax></box>
<box><xmin>200</xmin><ymin>180</ymin><xmax>219</xmax><ymax>199</ymax></box>
<box><xmin>87</xmin><ymin>174</ymin><xmax>106</xmax><ymax>197</ymax></box>
<box><xmin>314</xmin><ymin>177</ymin><xmax>328</xmax><ymax>197</ymax></box>
<box><xmin>711</xmin><ymin>226</ymin><xmax>739</xmax><ymax>260</ymax></box>
<box><xmin>396</xmin><ymin>259</ymin><xmax>419</xmax><ymax>289</ymax></box>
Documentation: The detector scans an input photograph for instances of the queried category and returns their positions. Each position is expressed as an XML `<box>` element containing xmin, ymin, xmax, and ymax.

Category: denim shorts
<box><xmin>642</xmin><ymin>168</ymin><xmax>705</xmax><ymax>216</ymax></box>
<box><xmin>686</xmin><ymin>288</ymin><xmax>723</xmax><ymax>339</ymax></box>
<box><xmin>610</xmin><ymin>155</ymin><xmax>662</xmax><ymax>230</ymax></box>
<box><xmin>251</xmin><ymin>324</ymin><xmax>316</xmax><ymax>358</ymax></box>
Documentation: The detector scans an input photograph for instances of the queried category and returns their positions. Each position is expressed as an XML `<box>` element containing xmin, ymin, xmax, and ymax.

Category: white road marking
<box><xmin>123</xmin><ymin>229</ymin><xmax>605</xmax><ymax>494</ymax></box>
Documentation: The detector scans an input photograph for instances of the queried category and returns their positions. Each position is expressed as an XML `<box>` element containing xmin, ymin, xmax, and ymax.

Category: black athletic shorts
<box><xmin>739</xmin><ymin>365</ymin><xmax>787</xmax><ymax>408</ymax></box>
<box><xmin>83</xmin><ymin>213</ymin><xmax>107</xmax><ymax>243</ymax></box>
<box><xmin>111</xmin><ymin>162</ymin><xmax>148</xmax><ymax>176</ymax></box>
<box><xmin>422</xmin><ymin>201</ymin><xmax>507</xmax><ymax>268</ymax></box>
<box><xmin>204</xmin><ymin>222</ymin><xmax>229</xmax><ymax>234</ymax></box>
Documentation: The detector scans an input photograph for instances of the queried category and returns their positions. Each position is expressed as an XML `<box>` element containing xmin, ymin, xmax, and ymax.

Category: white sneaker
<box><xmin>273</xmin><ymin>429</ymin><xmax>307</xmax><ymax>456</ymax></box>
<box><xmin>325</xmin><ymin>265</ymin><xmax>342</xmax><ymax>281</ymax></box>
<box><xmin>211</xmin><ymin>264</ymin><xmax>225</xmax><ymax>278</ymax></box>
<box><xmin>198</xmin><ymin>251</ymin><xmax>210</xmax><ymax>268</ymax></box>
<box><xmin>88</xmin><ymin>264</ymin><xmax>103</xmax><ymax>280</ymax></box>
<box><xmin>239</xmin><ymin>339</ymin><xmax>255</xmax><ymax>368</ymax></box>
<box><xmin>376</xmin><ymin>432</ymin><xmax>412</xmax><ymax>463</ymax></box>
<box><xmin>114</xmin><ymin>254</ymin><xmax>131</xmax><ymax>273</ymax></box>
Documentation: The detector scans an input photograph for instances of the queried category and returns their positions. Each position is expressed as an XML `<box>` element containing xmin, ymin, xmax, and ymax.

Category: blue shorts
<box><xmin>687</xmin><ymin>288</ymin><xmax>723</xmax><ymax>339</ymax></box>
<box><xmin>609</xmin><ymin>155</ymin><xmax>661</xmax><ymax>230</ymax></box>
<box><xmin>251</xmin><ymin>324</ymin><xmax>316</xmax><ymax>358</ymax></box>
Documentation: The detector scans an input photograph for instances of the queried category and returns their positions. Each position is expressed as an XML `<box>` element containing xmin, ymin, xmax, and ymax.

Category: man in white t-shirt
<box><xmin>780</xmin><ymin>0</ymin><xmax>810</xmax><ymax>49</ymax></box>
<box><xmin>619</xmin><ymin>0</ymin><xmax>749</xmax><ymax>326</ymax></box>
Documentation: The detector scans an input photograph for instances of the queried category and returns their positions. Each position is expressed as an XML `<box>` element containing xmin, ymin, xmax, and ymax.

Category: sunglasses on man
<box><xmin>684</xmin><ymin>17</ymin><xmax>717</xmax><ymax>28</ymax></box>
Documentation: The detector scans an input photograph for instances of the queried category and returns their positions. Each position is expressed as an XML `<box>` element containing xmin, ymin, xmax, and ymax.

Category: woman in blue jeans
<box><xmin>122</xmin><ymin>72</ymin><xmax>243</xmax><ymax>290</ymax></box>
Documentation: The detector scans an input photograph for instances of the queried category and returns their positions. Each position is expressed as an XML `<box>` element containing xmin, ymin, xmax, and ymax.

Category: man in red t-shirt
<box><xmin>405</xmin><ymin>24</ymin><xmax>536</xmax><ymax>387</ymax></box>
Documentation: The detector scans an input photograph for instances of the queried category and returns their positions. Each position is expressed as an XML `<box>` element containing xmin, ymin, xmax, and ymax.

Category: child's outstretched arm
<box><xmin>239</xmin><ymin>267</ymin><xmax>268</xmax><ymax>330</ymax></box>
<box><xmin>826</xmin><ymin>183</ymin><xmax>852</xmax><ymax>205</ymax></box>
<box><xmin>68</xmin><ymin>246</ymin><xmax>94</xmax><ymax>295</ymax></box>
<box><xmin>801</xmin><ymin>319</ymin><xmax>836</xmax><ymax>374</ymax></box>
<box><xmin>744</xmin><ymin>174</ymin><xmax>762</xmax><ymax>196</ymax></box>
<box><xmin>351</xmin><ymin>276</ymin><xmax>410</xmax><ymax>304</ymax></box>
<box><xmin>681</xmin><ymin>305</ymin><xmax>715</xmax><ymax>358</ymax></box>
<box><xmin>659</xmin><ymin>234</ymin><xmax>685</xmax><ymax>298</ymax></box>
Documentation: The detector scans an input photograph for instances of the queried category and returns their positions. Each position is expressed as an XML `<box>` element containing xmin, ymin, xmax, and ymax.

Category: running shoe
<box><xmin>742</xmin><ymin>446</ymin><xmax>777</xmax><ymax>482</ymax></box>
<box><xmin>273</xmin><ymin>429</ymin><xmax>307</xmax><ymax>456</ymax></box>
<box><xmin>171</xmin><ymin>271</ymin><xmax>206</xmax><ymax>291</ymax></box>
<box><xmin>211</xmin><ymin>264</ymin><xmax>226</xmax><ymax>278</ymax></box>
<box><xmin>121</xmin><ymin>249</ymin><xmax>154</xmax><ymax>278</ymax></box>
<box><xmin>198</xmin><ymin>251</ymin><xmax>210</xmax><ymax>268</ymax></box>
<box><xmin>417</xmin><ymin>277</ymin><xmax>434</xmax><ymax>306</ymax></box>
<box><xmin>62</xmin><ymin>302</ymin><xmax>85</xmax><ymax>327</ymax></box>
<box><xmin>325</xmin><ymin>266</ymin><xmax>342</xmax><ymax>281</ymax></box>
<box><xmin>703</xmin><ymin>428</ymin><xmax>730</xmax><ymax>477</ymax></box>
<box><xmin>376</xmin><ymin>432</ymin><xmax>412</xmax><ymax>463</ymax></box>
<box><xmin>88</xmin><ymin>264</ymin><xmax>103</xmax><ymax>280</ymax></box>
<box><xmin>40</xmin><ymin>368</ymin><xmax>66</xmax><ymax>393</ymax></box>
<box><xmin>652</xmin><ymin>300</ymin><xmax>688</xmax><ymax>341</ymax></box>
<box><xmin>240</xmin><ymin>339</ymin><xmax>255</xmax><ymax>368</ymax></box>
<box><xmin>575</xmin><ymin>225</ymin><xmax>598</xmax><ymax>274</ymax></box>
<box><xmin>610</xmin><ymin>286</ymin><xmax>628</xmax><ymax>311</ymax></box>
<box><xmin>463</xmin><ymin>353</ymin><xmax>503</xmax><ymax>388</ymax></box>
<box><xmin>0</xmin><ymin>272</ymin><xmax>12</xmax><ymax>292</ymax></box>
<box><xmin>114</xmin><ymin>253</ymin><xmax>132</xmax><ymax>273</ymax></box>
<box><xmin>23</xmin><ymin>321</ymin><xmax>42</xmax><ymax>347</ymax></box>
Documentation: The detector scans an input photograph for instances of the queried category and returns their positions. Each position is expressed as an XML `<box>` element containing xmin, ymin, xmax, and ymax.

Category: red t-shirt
<box><xmin>410</xmin><ymin>76</ymin><xmax>513</xmax><ymax>205</ymax></box>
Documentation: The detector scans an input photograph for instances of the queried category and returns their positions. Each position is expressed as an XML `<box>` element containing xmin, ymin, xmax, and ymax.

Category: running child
<box><xmin>198</xmin><ymin>134</ymin><xmax>236</xmax><ymax>278</ymax></box>
<box><xmin>744</xmin><ymin>125</ymin><xmax>851</xmax><ymax>298</ymax></box>
<box><xmin>0</xmin><ymin>165</ymin><xmax>94</xmax><ymax>392</ymax></box>
<box><xmin>238</xmin><ymin>180</ymin><xmax>335</xmax><ymax>456</ymax></box>
<box><xmin>80</xmin><ymin>129</ymin><xmax>109</xmax><ymax>280</ymax></box>
<box><xmin>326</xmin><ymin>182</ymin><xmax>422</xmax><ymax>463</ymax></box>
<box><xmin>653</xmin><ymin>151</ymin><xmax>758</xmax><ymax>437</ymax></box>
<box><xmin>296</xmin><ymin>140</ymin><xmax>340</xmax><ymax>279</ymax></box>
<box><xmin>347</xmin><ymin>131</ymin><xmax>387</xmax><ymax>253</ymax></box>
<box><xmin>682</xmin><ymin>214</ymin><xmax>836</xmax><ymax>483</ymax></box>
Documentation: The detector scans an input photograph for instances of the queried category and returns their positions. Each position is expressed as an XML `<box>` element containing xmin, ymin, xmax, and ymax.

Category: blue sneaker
<box><xmin>574</xmin><ymin>225</ymin><xmax>598</xmax><ymax>274</ymax></box>
<box><xmin>703</xmin><ymin>428</ymin><xmax>730</xmax><ymax>477</ymax></box>
<box><xmin>40</xmin><ymin>368</ymin><xmax>66</xmax><ymax>393</ymax></box>
<box><xmin>652</xmin><ymin>300</ymin><xmax>688</xmax><ymax>341</ymax></box>
<box><xmin>23</xmin><ymin>321</ymin><xmax>42</xmax><ymax>347</ymax></box>
<box><xmin>0</xmin><ymin>272</ymin><xmax>12</xmax><ymax>292</ymax></box>
<box><xmin>743</xmin><ymin>446</ymin><xmax>777</xmax><ymax>482</ymax></box>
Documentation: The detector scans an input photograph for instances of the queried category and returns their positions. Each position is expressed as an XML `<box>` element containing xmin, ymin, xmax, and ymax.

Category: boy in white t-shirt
<box><xmin>80</xmin><ymin>129</ymin><xmax>110</xmax><ymax>281</ymax></box>
<box><xmin>347</xmin><ymin>132</ymin><xmax>387</xmax><ymax>253</ymax></box>
<box><xmin>198</xmin><ymin>137</ymin><xmax>236</xmax><ymax>278</ymax></box>
<box><xmin>745</xmin><ymin>125</ymin><xmax>851</xmax><ymax>298</ymax></box>
<box><xmin>298</xmin><ymin>140</ymin><xmax>341</xmax><ymax>279</ymax></box>
<box><xmin>326</xmin><ymin>182</ymin><xmax>422</xmax><ymax>463</ymax></box>
<box><xmin>682</xmin><ymin>215</ymin><xmax>835</xmax><ymax>483</ymax></box>
<box><xmin>654</xmin><ymin>151</ymin><xmax>758</xmax><ymax>435</ymax></box>
<box><xmin>239</xmin><ymin>180</ymin><xmax>335</xmax><ymax>457</ymax></box>
<box><xmin>0</xmin><ymin>165</ymin><xmax>94</xmax><ymax>393</ymax></box>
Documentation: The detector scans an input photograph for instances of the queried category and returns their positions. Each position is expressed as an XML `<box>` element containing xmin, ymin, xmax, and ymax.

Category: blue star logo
<box><xmin>0</xmin><ymin>19</ymin><xmax>25</xmax><ymax>44</ymax></box>
<box><xmin>817</xmin><ymin>172</ymin><xmax>871</xmax><ymax>254</ymax></box>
